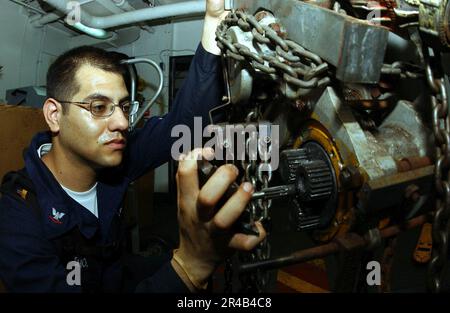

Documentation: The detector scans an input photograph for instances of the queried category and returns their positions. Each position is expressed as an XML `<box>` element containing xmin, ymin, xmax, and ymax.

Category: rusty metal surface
<box><xmin>357</xmin><ymin>165</ymin><xmax>434</xmax><ymax>213</ymax></box>
<box><xmin>378</xmin><ymin>100</ymin><xmax>434</xmax><ymax>158</ymax></box>
<box><xmin>310</xmin><ymin>89</ymin><xmax>433</xmax><ymax>180</ymax></box>
<box><xmin>397</xmin><ymin>156</ymin><xmax>432</xmax><ymax>172</ymax></box>
<box><xmin>312</xmin><ymin>87</ymin><xmax>398</xmax><ymax>179</ymax></box>
<box><xmin>228</xmin><ymin>0</ymin><xmax>389</xmax><ymax>83</ymax></box>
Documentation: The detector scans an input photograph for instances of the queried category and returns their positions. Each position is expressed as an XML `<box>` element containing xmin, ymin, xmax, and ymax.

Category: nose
<box><xmin>108</xmin><ymin>106</ymin><xmax>129</xmax><ymax>133</ymax></box>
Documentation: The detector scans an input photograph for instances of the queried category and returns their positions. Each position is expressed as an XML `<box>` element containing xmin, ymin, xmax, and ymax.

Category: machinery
<box><xmin>8</xmin><ymin>0</ymin><xmax>449</xmax><ymax>294</ymax></box>
<box><xmin>212</xmin><ymin>0</ymin><xmax>450</xmax><ymax>293</ymax></box>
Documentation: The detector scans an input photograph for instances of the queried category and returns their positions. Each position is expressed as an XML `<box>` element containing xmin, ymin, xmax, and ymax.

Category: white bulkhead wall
<box><xmin>0</xmin><ymin>0</ymin><xmax>205</xmax><ymax>193</ymax></box>
<box><xmin>0</xmin><ymin>1</ymin><xmax>71</xmax><ymax>103</ymax></box>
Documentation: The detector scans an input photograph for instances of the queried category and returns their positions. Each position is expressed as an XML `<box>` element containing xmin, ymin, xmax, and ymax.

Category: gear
<box><xmin>280</xmin><ymin>149</ymin><xmax>309</xmax><ymax>184</ymax></box>
<box><xmin>296</xmin><ymin>160</ymin><xmax>334</xmax><ymax>202</ymax></box>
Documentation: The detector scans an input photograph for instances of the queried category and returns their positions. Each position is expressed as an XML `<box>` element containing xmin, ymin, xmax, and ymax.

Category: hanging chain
<box><xmin>216</xmin><ymin>10</ymin><xmax>330</xmax><ymax>99</ymax></box>
<box><xmin>223</xmin><ymin>257</ymin><xmax>233</xmax><ymax>293</ymax></box>
<box><xmin>218</xmin><ymin>107</ymin><xmax>273</xmax><ymax>293</ymax></box>
<box><xmin>426</xmin><ymin>58</ymin><xmax>450</xmax><ymax>292</ymax></box>
<box><xmin>223</xmin><ymin>108</ymin><xmax>274</xmax><ymax>292</ymax></box>
<box><xmin>253</xmin><ymin>127</ymin><xmax>273</xmax><ymax>292</ymax></box>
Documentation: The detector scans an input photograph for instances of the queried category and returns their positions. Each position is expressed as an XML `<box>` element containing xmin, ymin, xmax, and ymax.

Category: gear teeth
<box><xmin>297</xmin><ymin>160</ymin><xmax>333</xmax><ymax>202</ymax></box>
<box><xmin>280</xmin><ymin>149</ymin><xmax>309</xmax><ymax>184</ymax></box>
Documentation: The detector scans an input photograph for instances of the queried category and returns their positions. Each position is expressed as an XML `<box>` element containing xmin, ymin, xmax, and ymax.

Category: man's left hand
<box><xmin>206</xmin><ymin>0</ymin><xmax>228</xmax><ymax>19</ymax></box>
<box><xmin>202</xmin><ymin>0</ymin><xmax>229</xmax><ymax>55</ymax></box>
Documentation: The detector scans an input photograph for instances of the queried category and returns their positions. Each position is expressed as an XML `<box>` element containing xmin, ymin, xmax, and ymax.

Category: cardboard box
<box><xmin>0</xmin><ymin>104</ymin><xmax>48</xmax><ymax>180</ymax></box>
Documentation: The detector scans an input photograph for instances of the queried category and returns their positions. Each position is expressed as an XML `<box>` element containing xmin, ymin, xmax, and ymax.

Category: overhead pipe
<box><xmin>121</xmin><ymin>58</ymin><xmax>164</xmax><ymax>131</ymax></box>
<box><xmin>72</xmin><ymin>22</ymin><xmax>114</xmax><ymax>39</ymax></box>
<box><xmin>110</xmin><ymin>0</ymin><xmax>135</xmax><ymax>12</ymax></box>
<box><xmin>9</xmin><ymin>0</ymin><xmax>113</xmax><ymax>38</ymax></box>
<box><xmin>44</xmin><ymin>0</ymin><xmax>206</xmax><ymax>29</ymax></box>
<box><xmin>95</xmin><ymin>0</ymin><xmax>128</xmax><ymax>14</ymax></box>
<box><xmin>31</xmin><ymin>0</ymin><xmax>133</xmax><ymax>28</ymax></box>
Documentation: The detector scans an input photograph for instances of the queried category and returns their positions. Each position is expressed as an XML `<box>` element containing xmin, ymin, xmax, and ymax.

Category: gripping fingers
<box><xmin>197</xmin><ymin>164</ymin><xmax>239</xmax><ymax>211</ymax></box>
<box><xmin>211</xmin><ymin>182</ymin><xmax>254</xmax><ymax>230</ymax></box>
<box><xmin>177</xmin><ymin>148</ymin><xmax>214</xmax><ymax>203</ymax></box>
<box><xmin>229</xmin><ymin>222</ymin><xmax>267</xmax><ymax>251</ymax></box>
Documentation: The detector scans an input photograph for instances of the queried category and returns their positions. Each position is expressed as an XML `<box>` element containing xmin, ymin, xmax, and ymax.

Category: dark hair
<box><xmin>46</xmin><ymin>46</ymin><xmax>129</xmax><ymax>112</ymax></box>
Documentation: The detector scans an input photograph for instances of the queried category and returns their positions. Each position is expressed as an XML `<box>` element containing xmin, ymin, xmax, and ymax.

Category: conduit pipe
<box><xmin>44</xmin><ymin>0</ymin><xmax>206</xmax><ymax>29</ymax></box>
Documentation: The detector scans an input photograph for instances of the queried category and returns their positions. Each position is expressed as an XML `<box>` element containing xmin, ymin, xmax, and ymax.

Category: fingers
<box><xmin>228</xmin><ymin>222</ymin><xmax>267</xmax><ymax>251</ymax></box>
<box><xmin>206</xmin><ymin>0</ymin><xmax>226</xmax><ymax>19</ymax></box>
<box><xmin>197</xmin><ymin>164</ymin><xmax>239</xmax><ymax>219</ymax></box>
<box><xmin>177</xmin><ymin>148</ymin><xmax>214</xmax><ymax>205</ymax></box>
<box><xmin>210</xmin><ymin>182</ymin><xmax>253</xmax><ymax>230</ymax></box>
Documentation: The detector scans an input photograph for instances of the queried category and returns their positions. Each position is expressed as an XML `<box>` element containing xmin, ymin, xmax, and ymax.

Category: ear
<box><xmin>43</xmin><ymin>98</ymin><xmax>63</xmax><ymax>133</ymax></box>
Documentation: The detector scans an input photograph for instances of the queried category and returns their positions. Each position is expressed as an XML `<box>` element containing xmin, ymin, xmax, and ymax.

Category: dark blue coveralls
<box><xmin>0</xmin><ymin>44</ymin><xmax>222</xmax><ymax>292</ymax></box>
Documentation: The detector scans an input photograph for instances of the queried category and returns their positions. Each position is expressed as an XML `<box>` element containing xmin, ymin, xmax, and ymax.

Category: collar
<box><xmin>24</xmin><ymin>132</ymin><xmax>128</xmax><ymax>241</ymax></box>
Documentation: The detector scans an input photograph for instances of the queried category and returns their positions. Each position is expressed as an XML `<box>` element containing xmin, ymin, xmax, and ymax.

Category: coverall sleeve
<box><xmin>135</xmin><ymin>259</ymin><xmax>191</xmax><ymax>293</ymax></box>
<box><xmin>123</xmin><ymin>43</ymin><xmax>223</xmax><ymax>181</ymax></box>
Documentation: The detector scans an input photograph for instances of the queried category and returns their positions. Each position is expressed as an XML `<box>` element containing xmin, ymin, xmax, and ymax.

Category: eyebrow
<box><xmin>83</xmin><ymin>93</ymin><xmax>130</xmax><ymax>103</ymax></box>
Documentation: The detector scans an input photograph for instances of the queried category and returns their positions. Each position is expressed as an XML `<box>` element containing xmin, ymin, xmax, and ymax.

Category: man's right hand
<box><xmin>172</xmin><ymin>148</ymin><xmax>266</xmax><ymax>292</ymax></box>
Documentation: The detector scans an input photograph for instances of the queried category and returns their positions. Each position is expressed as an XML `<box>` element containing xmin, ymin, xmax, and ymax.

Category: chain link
<box><xmin>220</xmin><ymin>110</ymin><xmax>273</xmax><ymax>292</ymax></box>
<box><xmin>216</xmin><ymin>10</ymin><xmax>330</xmax><ymax>99</ymax></box>
<box><xmin>381</xmin><ymin>62</ymin><xmax>424</xmax><ymax>79</ymax></box>
<box><xmin>221</xmin><ymin>107</ymin><xmax>275</xmax><ymax>292</ymax></box>
<box><xmin>427</xmin><ymin>60</ymin><xmax>450</xmax><ymax>292</ymax></box>
<box><xmin>224</xmin><ymin>258</ymin><xmax>233</xmax><ymax>293</ymax></box>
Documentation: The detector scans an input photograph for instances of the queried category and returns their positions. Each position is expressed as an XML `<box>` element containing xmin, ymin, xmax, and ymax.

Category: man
<box><xmin>0</xmin><ymin>0</ymin><xmax>266</xmax><ymax>293</ymax></box>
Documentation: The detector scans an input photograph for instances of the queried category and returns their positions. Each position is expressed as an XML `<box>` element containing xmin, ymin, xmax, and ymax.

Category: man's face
<box><xmin>58</xmin><ymin>64</ymin><xmax>129</xmax><ymax>169</ymax></box>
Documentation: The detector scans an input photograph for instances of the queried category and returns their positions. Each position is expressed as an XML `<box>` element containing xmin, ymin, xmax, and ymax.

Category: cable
<box><xmin>158</xmin><ymin>49</ymin><xmax>196</xmax><ymax>64</ymax></box>
<box><xmin>9</xmin><ymin>0</ymin><xmax>46</xmax><ymax>14</ymax></box>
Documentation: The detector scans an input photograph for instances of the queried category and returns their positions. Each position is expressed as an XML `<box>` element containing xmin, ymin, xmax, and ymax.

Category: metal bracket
<box><xmin>121</xmin><ymin>58</ymin><xmax>164</xmax><ymax>132</ymax></box>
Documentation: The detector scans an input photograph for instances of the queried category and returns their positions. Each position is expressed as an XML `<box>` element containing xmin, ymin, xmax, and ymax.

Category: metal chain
<box><xmin>381</xmin><ymin>62</ymin><xmax>424</xmax><ymax>79</ymax></box>
<box><xmin>252</xmin><ymin>129</ymin><xmax>274</xmax><ymax>291</ymax></box>
<box><xmin>405</xmin><ymin>0</ymin><xmax>421</xmax><ymax>6</ymax></box>
<box><xmin>227</xmin><ymin>108</ymin><xmax>274</xmax><ymax>292</ymax></box>
<box><xmin>216</xmin><ymin>10</ymin><xmax>330</xmax><ymax>99</ymax></box>
<box><xmin>224</xmin><ymin>109</ymin><xmax>271</xmax><ymax>292</ymax></box>
<box><xmin>224</xmin><ymin>258</ymin><xmax>233</xmax><ymax>293</ymax></box>
<box><xmin>426</xmin><ymin>60</ymin><xmax>450</xmax><ymax>293</ymax></box>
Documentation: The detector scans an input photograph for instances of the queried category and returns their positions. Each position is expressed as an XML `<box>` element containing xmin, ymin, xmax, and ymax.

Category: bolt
<box><xmin>339</xmin><ymin>165</ymin><xmax>363</xmax><ymax>189</ymax></box>
<box><xmin>340</xmin><ymin>168</ymin><xmax>352</xmax><ymax>186</ymax></box>
<box><xmin>405</xmin><ymin>184</ymin><xmax>421</xmax><ymax>203</ymax></box>
<box><xmin>371</xmin><ymin>87</ymin><xmax>381</xmax><ymax>99</ymax></box>
<box><xmin>294</xmin><ymin>99</ymin><xmax>307</xmax><ymax>111</ymax></box>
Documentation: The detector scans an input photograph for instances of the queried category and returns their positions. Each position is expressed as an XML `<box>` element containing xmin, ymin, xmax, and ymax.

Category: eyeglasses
<box><xmin>56</xmin><ymin>98</ymin><xmax>138</xmax><ymax>118</ymax></box>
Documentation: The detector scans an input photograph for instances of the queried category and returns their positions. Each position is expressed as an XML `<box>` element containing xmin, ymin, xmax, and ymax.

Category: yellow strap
<box><xmin>413</xmin><ymin>222</ymin><xmax>433</xmax><ymax>264</ymax></box>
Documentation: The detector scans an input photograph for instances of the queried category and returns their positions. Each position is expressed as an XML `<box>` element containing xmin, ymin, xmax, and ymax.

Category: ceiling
<box><xmin>12</xmin><ymin>0</ymin><xmax>201</xmax><ymax>39</ymax></box>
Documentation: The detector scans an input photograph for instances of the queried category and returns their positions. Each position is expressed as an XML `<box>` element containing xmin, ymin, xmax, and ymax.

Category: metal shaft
<box><xmin>239</xmin><ymin>214</ymin><xmax>429</xmax><ymax>273</ymax></box>
<box><xmin>251</xmin><ymin>184</ymin><xmax>297</xmax><ymax>200</ymax></box>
